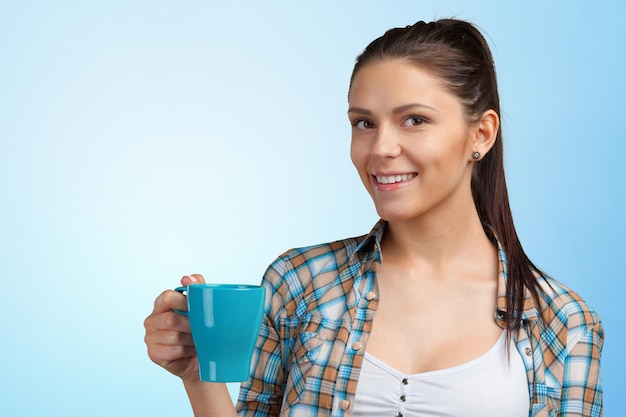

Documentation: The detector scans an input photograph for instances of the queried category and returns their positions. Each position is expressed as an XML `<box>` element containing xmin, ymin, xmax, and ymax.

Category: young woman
<box><xmin>144</xmin><ymin>19</ymin><xmax>604</xmax><ymax>417</ymax></box>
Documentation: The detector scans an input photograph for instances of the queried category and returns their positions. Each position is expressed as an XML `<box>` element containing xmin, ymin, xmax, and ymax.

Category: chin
<box><xmin>375</xmin><ymin>207</ymin><xmax>417</xmax><ymax>223</ymax></box>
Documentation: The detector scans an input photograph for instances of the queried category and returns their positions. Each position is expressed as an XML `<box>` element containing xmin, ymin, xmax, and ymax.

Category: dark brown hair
<box><xmin>350</xmin><ymin>19</ymin><xmax>544</xmax><ymax>333</ymax></box>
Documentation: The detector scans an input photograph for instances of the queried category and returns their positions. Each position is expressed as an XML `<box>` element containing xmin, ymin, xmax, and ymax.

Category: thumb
<box><xmin>181</xmin><ymin>274</ymin><xmax>206</xmax><ymax>286</ymax></box>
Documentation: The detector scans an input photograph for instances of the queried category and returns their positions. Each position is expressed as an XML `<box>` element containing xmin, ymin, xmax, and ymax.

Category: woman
<box><xmin>144</xmin><ymin>19</ymin><xmax>604</xmax><ymax>416</ymax></box>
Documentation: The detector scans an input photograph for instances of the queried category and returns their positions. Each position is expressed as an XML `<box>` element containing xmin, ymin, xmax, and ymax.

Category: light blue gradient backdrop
<box><xmin>1</xmin><ymin>1</ymin><xmax>624</xmax><ymax>415</ymax></box>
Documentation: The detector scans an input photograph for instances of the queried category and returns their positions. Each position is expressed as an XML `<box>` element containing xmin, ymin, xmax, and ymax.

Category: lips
<box><xmin>374</xmin><ymin>173</ymin><xmax>417</xmax><ymax>184</ymax></box>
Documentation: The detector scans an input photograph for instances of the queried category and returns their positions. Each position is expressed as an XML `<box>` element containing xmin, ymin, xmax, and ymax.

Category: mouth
<box><xmin>374</xmin><ymin>173</ymin><xmax>417</xmax><ymax>185</ymax></box>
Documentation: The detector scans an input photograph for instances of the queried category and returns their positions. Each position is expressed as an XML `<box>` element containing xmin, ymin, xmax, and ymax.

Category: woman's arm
<box><xmin>236</xmin><ymin>257</ymin><xmax>293</xmax><ymax>416</ymax></box>
<box><xmin>559</xmin><ymin>319</ymin><xmax>604</xmax><ymax>416</ymax></box>
<box><xmin>184</xmin><ymin>380</ymin><xmax>238</xmax><ymax>417</ymax></box>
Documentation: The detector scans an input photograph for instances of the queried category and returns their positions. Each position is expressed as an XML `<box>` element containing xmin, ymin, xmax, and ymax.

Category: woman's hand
<box><xmin>144</xmin><ymin>274</ymin><xmax>239</xmax><ymax>417</ymax></box>
<box><xmin>144</xmin><ymin>274</ymin><xmax>206</xmax><ymax>382</ymax></box>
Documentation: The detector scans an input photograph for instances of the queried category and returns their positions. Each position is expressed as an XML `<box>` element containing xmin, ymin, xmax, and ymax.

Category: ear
<box><xmin>469</xmin><ymin>109</ymin><xmax>499</xmax><ymax>161</ymax></box>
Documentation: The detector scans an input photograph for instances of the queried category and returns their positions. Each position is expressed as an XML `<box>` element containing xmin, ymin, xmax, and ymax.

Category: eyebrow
<box><xmin>347</xmin><ymin>103</ymin><xmax>437</xmax><ymax>115</ymax></box>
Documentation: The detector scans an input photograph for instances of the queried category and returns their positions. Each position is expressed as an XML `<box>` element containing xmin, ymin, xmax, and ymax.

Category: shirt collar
<box><xmin>353</xmin><ymin>218</ymin><xmax>386</xmax><ymax>265</ymax></box>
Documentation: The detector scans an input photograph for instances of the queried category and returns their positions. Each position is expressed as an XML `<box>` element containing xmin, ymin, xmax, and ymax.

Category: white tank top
<box><xmin>352</xmin><ymin>331</ymin><xmax>529</xmax><ymax>417</ymax></box>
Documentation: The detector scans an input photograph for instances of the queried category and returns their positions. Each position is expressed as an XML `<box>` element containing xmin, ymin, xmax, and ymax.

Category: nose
<box><xmin>371</xmin><ymin>124</ymin><xmax>401</xmax><ymax>158</ymax></box>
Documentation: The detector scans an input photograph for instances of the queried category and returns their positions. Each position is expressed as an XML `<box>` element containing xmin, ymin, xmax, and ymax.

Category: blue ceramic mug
<box><xmin>175</xmin><ymin>284</ymin><xmax>265</xmax><ymax>382</ymax></box>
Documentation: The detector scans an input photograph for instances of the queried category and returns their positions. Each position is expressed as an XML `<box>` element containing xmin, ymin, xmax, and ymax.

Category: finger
<box><xmin>181</xmin><ymin>274</ymin><xmax>206</xmax><ymax>286</ymax></box>
<box><xmin>145</xmin><ymin>328</ymin><xmax>195</xmax><ymax>347</ymax></box>
<box><xmin>147</xmin><ymin>341</ymin><xmax>198</xmax><ymax>365</ymax></box>
<box><xmin>145</xmin><ymin>310</ymin><xmax>191</xmax><ymax>334</ymax></box>
<box><xmin>152</xmin><ymin>289</ymin><xmax>188</xmax><ymax>314</ymax></box>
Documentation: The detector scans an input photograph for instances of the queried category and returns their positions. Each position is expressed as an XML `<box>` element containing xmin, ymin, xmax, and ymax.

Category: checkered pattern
<box><xmin>235</xmin><ymin>220</ymin><xmax>603</xmax><ymax>416</ymax></box>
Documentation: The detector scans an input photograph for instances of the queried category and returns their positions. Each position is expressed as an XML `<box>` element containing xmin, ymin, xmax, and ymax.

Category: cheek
<box><xmin>350</xmin><ymin>141</ymin><xmax>373</xmax><ymax>187</ymax></box>
<box><xmin>349</xmin><ymin>140</ymin><xmax>365</xmax><ymax>170</ymax></box>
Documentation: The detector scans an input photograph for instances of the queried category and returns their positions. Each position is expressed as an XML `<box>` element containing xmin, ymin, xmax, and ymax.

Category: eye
<box><xmin>352</xmin><ymin>118</ymin><xmax>376</xmax><ymax>130</ymax></box>
<box><xmin>402</xmin><ymin>116</ymin><xmax>427</xmax><ymax>127</ymax></box>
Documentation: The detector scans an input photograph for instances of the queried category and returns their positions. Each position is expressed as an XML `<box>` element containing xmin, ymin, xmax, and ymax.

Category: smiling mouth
<box><xmin>374</xmin><ymin>173</ymin><xmax>417</xmax><ymax>184</ymax></box>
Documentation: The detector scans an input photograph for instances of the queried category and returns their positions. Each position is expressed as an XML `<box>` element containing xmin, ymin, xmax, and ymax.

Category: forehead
<box><xmin>348</xmin><ymin>59</ymin><xmax>460</xmax><ymax>111</ymax></box>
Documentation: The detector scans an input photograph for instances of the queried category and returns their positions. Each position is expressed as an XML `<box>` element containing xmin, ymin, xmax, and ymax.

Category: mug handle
<box><xmin>173</xmin><ymin>286</ymin><xmax>188</xmax><ymax>316</ymax></box>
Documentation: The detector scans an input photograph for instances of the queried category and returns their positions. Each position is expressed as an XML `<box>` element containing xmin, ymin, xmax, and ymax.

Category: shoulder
<box><xmin>262</xmin><ymin>220</ymin><xmax>385</xmax><ymax>290</ymax></box>
<box><xmin>532</xmin><ymin>272</ymin><xmax>603</xmax><ymax>342</ymax></box>
<box><xmin>259</xmin><ymin>230</ymin><xmax>378</xmax><ymax>310</ymax></box>
<box><xmin>525</xmin><ymin>273</ymin><xmax>604</xmax><ymax>413</ymax></box>
<box><xmin>263</xmin><ymin>233</ymin><xmax>369</xmax><ymax>287</ymax></box>
<box><xmin>273</xmin><ymin>235</ymin><xmax>365</xmax><ymax>273</ymax></box>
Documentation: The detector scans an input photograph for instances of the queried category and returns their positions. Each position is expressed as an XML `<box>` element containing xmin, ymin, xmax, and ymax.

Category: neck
<box><xmin>382</xmin><ymin>209</ymin><xmax>493</xmax><ymax>268</ymax></box>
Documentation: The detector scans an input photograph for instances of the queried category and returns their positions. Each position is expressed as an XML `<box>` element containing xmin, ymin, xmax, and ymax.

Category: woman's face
<box><xmin>348</xmin><ymin>59</ymin><xmax>480</xmax><ymax>224</ymax></box>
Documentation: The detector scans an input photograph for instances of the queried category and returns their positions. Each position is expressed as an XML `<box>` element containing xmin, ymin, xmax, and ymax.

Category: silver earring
<box><xmin>472</xmin><ymin>151</ymin><xmax>481</xmax><ymax>160</ymax></box>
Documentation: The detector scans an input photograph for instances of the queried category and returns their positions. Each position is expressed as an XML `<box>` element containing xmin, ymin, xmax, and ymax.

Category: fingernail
<box><xmin>183</xmin><ymin>275</ymin><xmax>198</xmax><ymax>283</ymax></box>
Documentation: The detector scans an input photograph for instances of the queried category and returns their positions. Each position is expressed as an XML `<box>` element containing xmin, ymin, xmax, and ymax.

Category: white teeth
<box><xmin>375</xmin><ymin>174</ymin><xmax>416</xmax><ymax>184</ymax></box>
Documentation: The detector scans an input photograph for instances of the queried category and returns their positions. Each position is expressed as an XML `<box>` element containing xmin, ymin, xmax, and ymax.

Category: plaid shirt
<box><xmin>236</xmin><ymin>220</ymin><xmax>604</xmax><ymax>417</ymax></box>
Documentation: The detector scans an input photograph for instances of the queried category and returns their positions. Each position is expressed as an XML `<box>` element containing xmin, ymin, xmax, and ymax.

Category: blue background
<box><xmin>1</xmin><ymin>1</ymin><xmax>624</xmax><ymax>415</ymax></box>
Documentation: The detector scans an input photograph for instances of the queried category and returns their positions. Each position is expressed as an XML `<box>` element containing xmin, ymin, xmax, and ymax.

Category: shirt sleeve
<box><xmin>559</xmin><ymin>318</ymin><xmax>604</xmax><ymax>417</ymax></box>
<box><xmin>236</xmin><ymin>256</ymin><xmax>291</xmax><ymax>417</ymax></box>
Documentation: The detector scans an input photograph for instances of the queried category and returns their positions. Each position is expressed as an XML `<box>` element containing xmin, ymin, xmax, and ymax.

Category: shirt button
<box><xmin>402</xmin><ymin>378</ymin><xmax>409</xmax><ymax>385</ymax></box>
<box><xmin>396</xmin><ymin>413</ymin><xmax>403</xmax><ymax>417</ymax></box>
<box><xmin>352</xmin><ymin>341</ymin><xmax>363</xmax><ymax>351</ymax></box>
<box><xmin>400</xmin><ymin>395</ymin><xmax>406</xmax><ymax>402</ymax></box>
<box><xmin>339</xmin><ymin>400</ymin><xmax>350</xmax><ymax>410</ymax></box>
<box><xmin>365</xmin><ymin>291</ymin><xmax>376</xmax><ymax>301</ymax></box>
<box><xmin>524</xmin><ymin>347</ymin><xmax>532</xmax><ymax>356</ymax></box>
